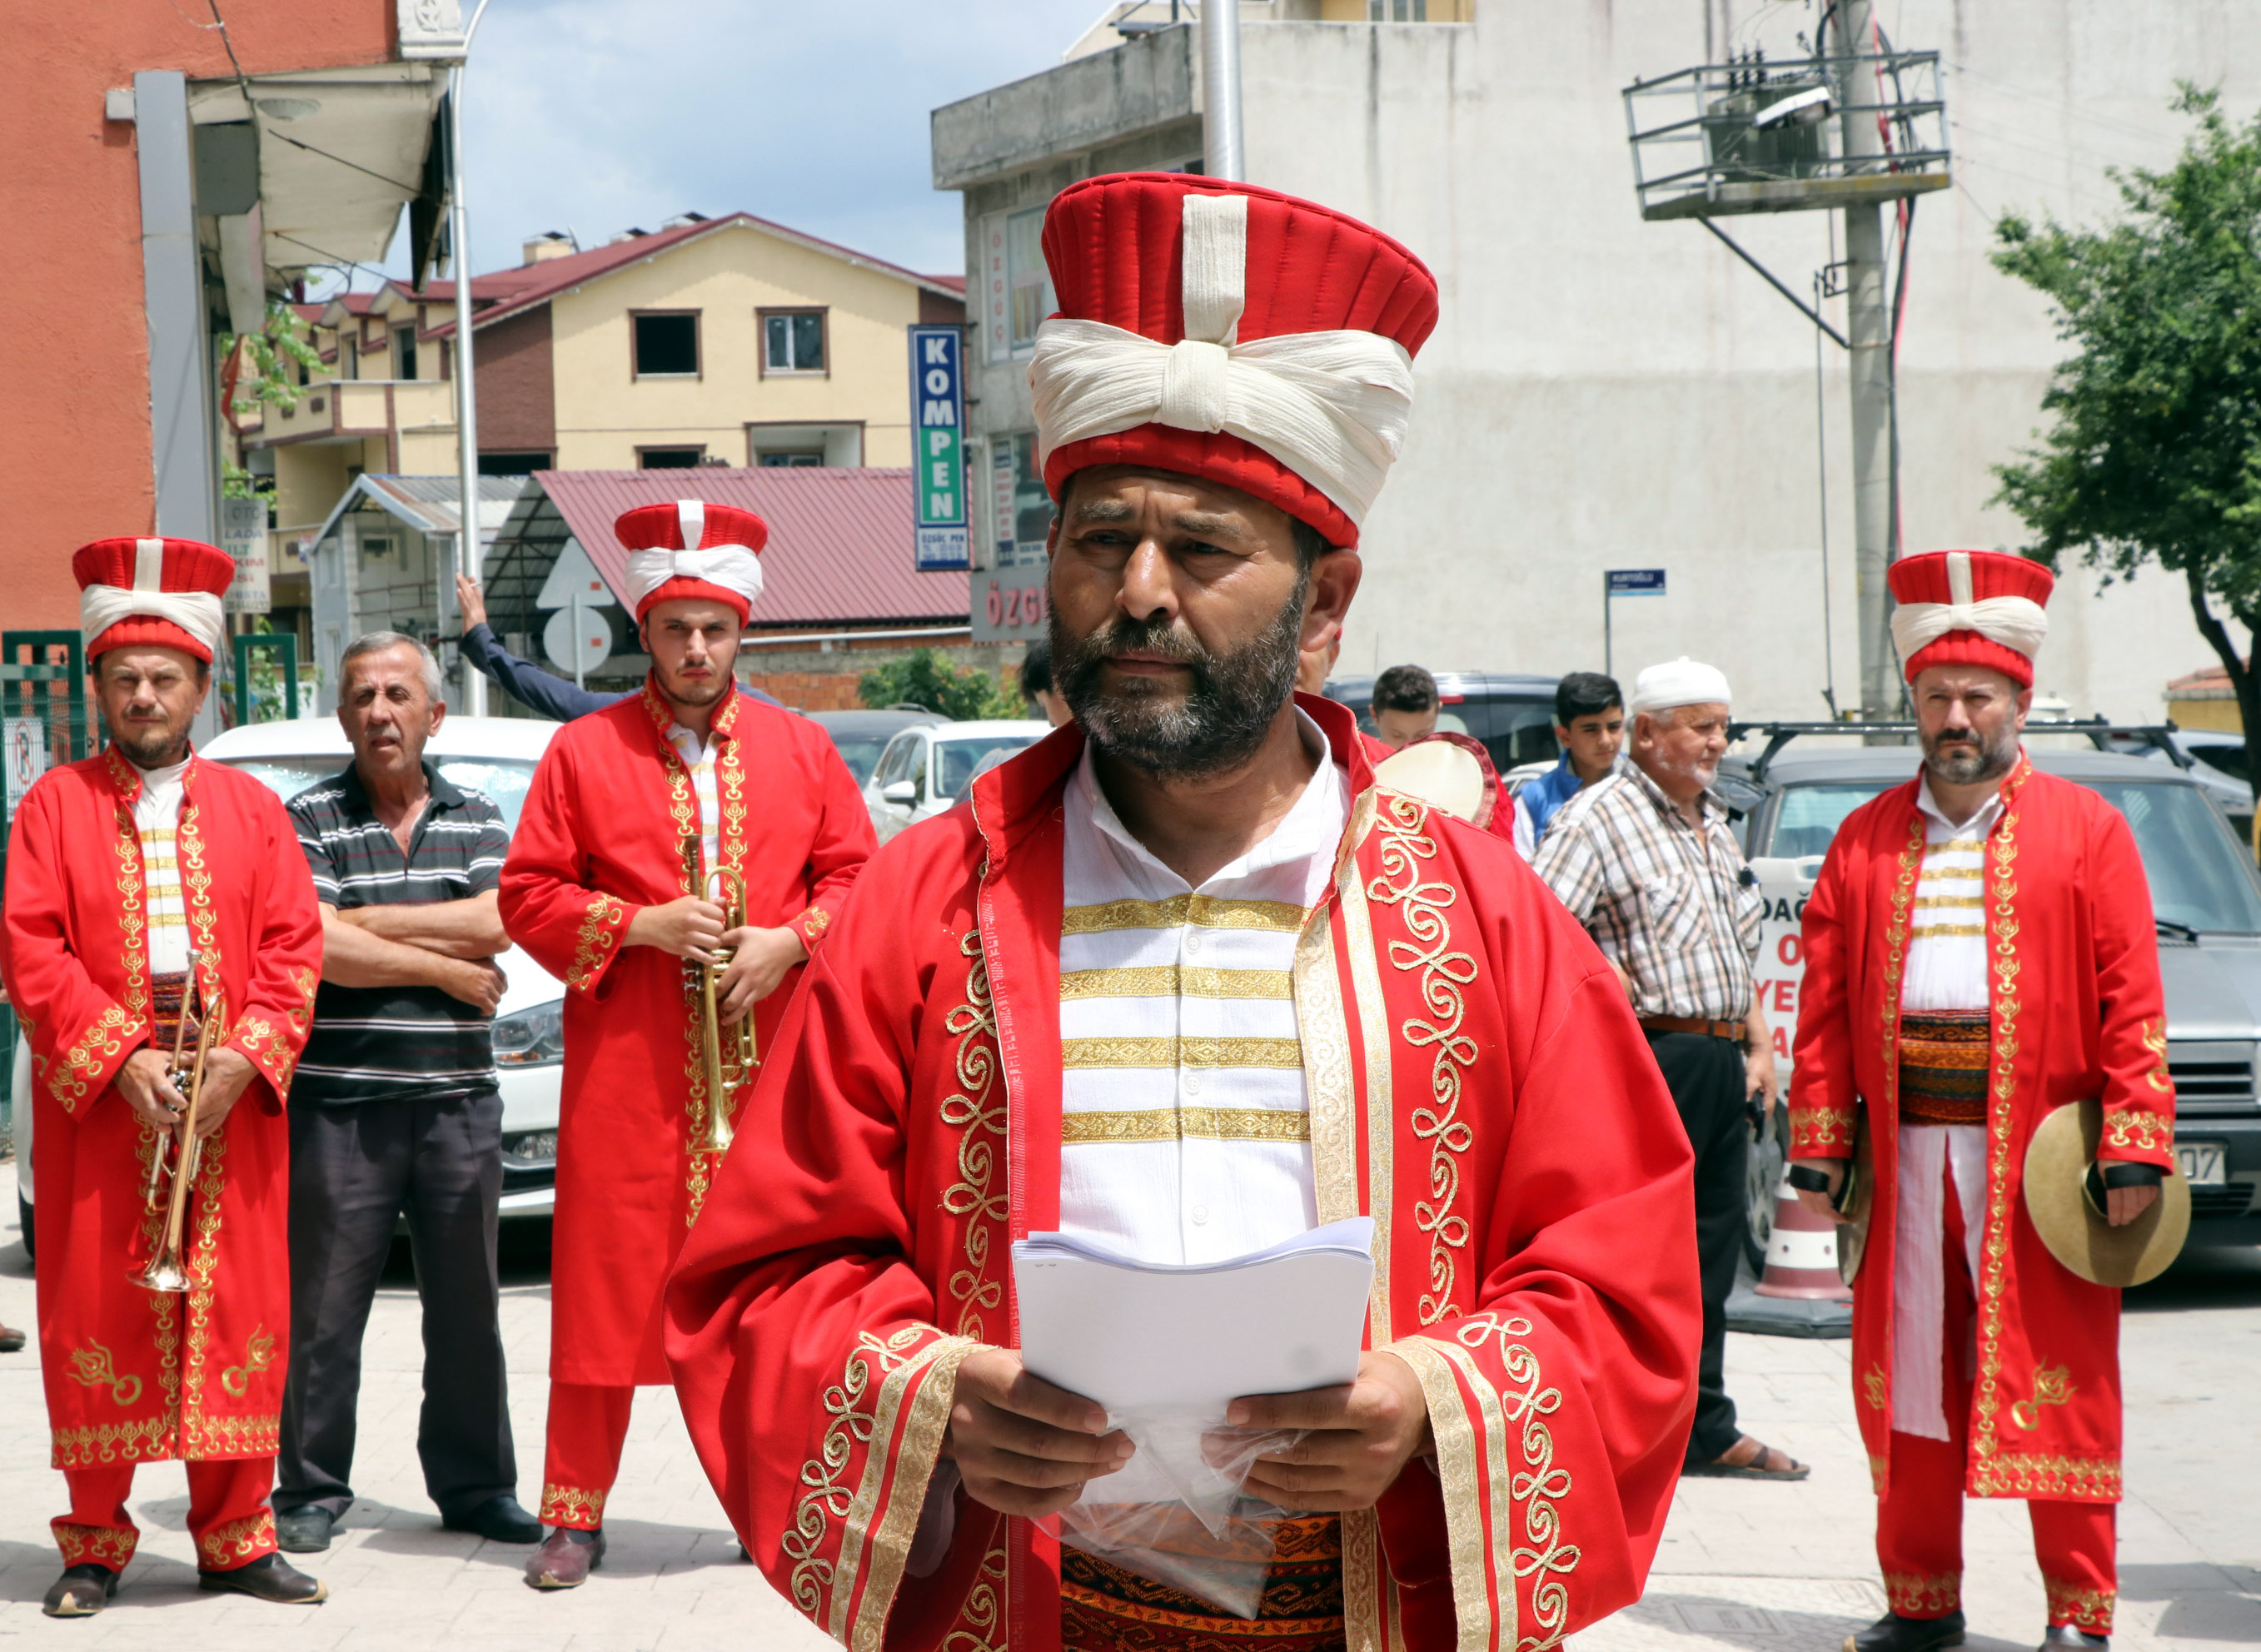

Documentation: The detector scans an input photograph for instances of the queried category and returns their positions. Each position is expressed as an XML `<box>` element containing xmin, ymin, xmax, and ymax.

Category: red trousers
<box><xmin>54</xmin><ymin>1457</ymin><xmax>276</xmax><ymax>1573</ymax></box>
<box><xmin>540</xmin><ymin>1381</ymin><xmax>634</xmax><ymax>1530</ymax></box>
<box><xmin>1877</xmin><ymin>1148</ymin><xmax>2115</xmax><ymax>1634</ymax></box>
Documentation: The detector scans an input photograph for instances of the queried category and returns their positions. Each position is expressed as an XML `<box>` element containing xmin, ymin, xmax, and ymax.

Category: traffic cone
<box><xmin>1753</xmin><ymin>1171</ymin><xmax>1852</xmax><ymax>1301</ymax></box>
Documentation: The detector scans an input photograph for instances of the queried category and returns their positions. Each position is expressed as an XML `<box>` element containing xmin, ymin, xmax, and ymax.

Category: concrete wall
<box><xmin>545</xmin><ymin>221</ymin><xmax>943</xmax><ymax>470</ymax></box>
<box><xmin>939</xmin><ymin>2</ymin><xmax>2261</xmax><ymax>724</ymax></box>
<box><xmin>1246</xmin><ymin>4</ymin><xmax>2261</xmax><ymax>722</ymax></box>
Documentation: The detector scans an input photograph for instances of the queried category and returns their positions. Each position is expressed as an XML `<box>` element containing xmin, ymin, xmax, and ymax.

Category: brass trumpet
<box><xmin>132</xmin><ymin>963</ymin><xmax>223</xmax><ymax>1295</ymax></box>
<box><xmin>681</xmin><ymin>839</ymin><xmax>757</xmax><ymax>1156</ymax></box>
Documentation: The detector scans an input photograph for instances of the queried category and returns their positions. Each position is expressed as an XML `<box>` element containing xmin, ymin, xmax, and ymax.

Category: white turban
<box><xmin>1630</xmin><ymin>657</ymin><xmax>1733</xmax><ymax>720</ymax></box>
<box><xmin>621</xmin><ymin>500</ymin><xmax>764</xmax><ymax>619</ymax></box>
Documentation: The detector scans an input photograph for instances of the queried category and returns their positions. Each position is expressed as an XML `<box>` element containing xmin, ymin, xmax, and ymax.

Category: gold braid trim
<box><xmin>783</xmin><ymin>1326</ymin><xmax>930</xmax><ymax>1630</ymax></box>
<box><xmin>2044</xmin><ymin>1579</ymin><xmax>2116</xmax><ymax>1634</ymax></box>
<box><xmin>940</xmin><ymin>930</ymin><xmax>1006</xmax><ymax>1341</ymax></box>
<box><xmin>196</xmin><ymin>1510</ymin><xmax>275</xmax><ymax>1570</ymax></box>
<box><xmin>2101</xmin><ymin>1109</ymin><xmax>2171</xmax><ymax>1154</ymax></box>
<box><xmin>1885</xmin><ymin>1571</ymin><xmax>1961</xmax><ymax>1616</ymax></box>
<box><xmin>1970</xmin><ymin>766</ymin><xmax>2027</xmax><ymax>1491</ymax></box>
<box><xmin>55</xmin><ymin>1523</ymin><xmax>137</xmax><ymax>1570</ymax></box>
<box><xmin>1367</xmin><ymin>794</ymin><xmax>1477</xmax><ymax>1326</ymax></box>
<box><xmin>564</xmin><ymin>894</ymin><xmax>625</xmax><ymax>993</ymax></box>
<box><xmin>942</xmin><ymin>1545</ymin><xmax>1008</xmax><ymax>1652</ymax></box>
<box><xmin>52</xmin><ymin>1416</ymin><xmax>172</xmax><ymax>1469</ymax></box>
<box><xmin>540</xmin><ymin>1484</ymin><xmax>608</xmax><ymax>1528</ymax></box>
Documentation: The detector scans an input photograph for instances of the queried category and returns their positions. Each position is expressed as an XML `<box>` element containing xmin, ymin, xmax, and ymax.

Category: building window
<box><xmin>395</xmin><ymin>326</ymin><xmax>418</xmax><ymax>380</ymax></box>
<box><xmin>341</xmin><ymin>339</ymin><xmax>359</xmax><ymax>381</ymax></box>
<box><xmin>761</xmin><ymin>309</ymin><xmax>827</xmax><ymax>376</ymax></box>
<box><xmin>638</xmin><ymin>445</ymin><xmax>706</xmax><ymax>469</ymax></box>
<box><xmin>632</xmin><ymin>311</ymin><xmax>701</xmax><ymax>377</ymax></box>
<box><xmin>747</xmin><ymin>421</ymin><xmax>863</xmax><ymax>467</ymax></box>
<box><xmin>479</xmin><ymin>452</ymin><xmax>551</xmax><ymax>475</ymax></box>
<box><xmin>1006</xmin><ymin>208</ymin><xmax>1054</xmax><ymax>355</ymax></box>
<box><xmin>1367</xmin><ymin>0</ymin><xmax>1431</xmax><ymax>14</ymax></box>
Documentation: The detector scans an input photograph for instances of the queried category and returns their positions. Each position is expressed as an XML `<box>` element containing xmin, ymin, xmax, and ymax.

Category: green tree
<box><xmin>858</xmin><ymin>648</ymin><xmax>1023</xmax><ymax>720</ymax></box>
<box><xmin>222</xmin><ymin>297</ymin><xmax>325</xmax><ymax>418</ymax></box>
<box><xmin>1991</xmin><ymin>87</ymin><xmax>2261</xmax><ymax>798</ymax></box>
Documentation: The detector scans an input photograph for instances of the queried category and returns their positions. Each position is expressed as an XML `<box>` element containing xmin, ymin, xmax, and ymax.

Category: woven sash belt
<box><xmin>1898</xmin><ymin>1010</ymin><xmax>1991</xmax><ymax>1127</ymax></box>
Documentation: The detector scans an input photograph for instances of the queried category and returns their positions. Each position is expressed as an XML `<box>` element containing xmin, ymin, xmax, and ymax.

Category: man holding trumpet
<box><xmin>0</xmin><ymin>537</ymin><xmax>325</xmax><ymax>1615</ymax></box>
<box><xmin>499</xmin><ymin>499</ymin><xmax>873</xmax><ymax>1589</ymax></box>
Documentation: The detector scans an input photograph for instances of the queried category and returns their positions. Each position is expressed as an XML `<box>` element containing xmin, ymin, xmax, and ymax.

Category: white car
<box><xmin>861</xmin><ymin>719</ymin><xmax>1053</xmax><ymax>843</ymax></box>
<box><xmin>13</xmin><ymin>715</ymin><xmax>565</xmax><ymax>1252</ymax></box>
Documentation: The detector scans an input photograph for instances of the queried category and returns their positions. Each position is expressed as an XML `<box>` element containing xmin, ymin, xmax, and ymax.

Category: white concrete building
<box><xmin>932</xmin><ymin>2</ymin><xmax>2261</xmax><ymax>724</ymax></box>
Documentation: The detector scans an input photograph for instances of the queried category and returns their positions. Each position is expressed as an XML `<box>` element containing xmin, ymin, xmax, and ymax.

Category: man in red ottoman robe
<box><xmin>1</xmin><ymin>538</ymin><xmax>326</xmax><ymax>1615</ymax></box>
<box><xmin>1788</xmin><ymin>550</ymin><xmax>2174</xmax><ymax>1652</ymax></box>
<box><xmin>499</xmin><ymin>499</ymin><xmax>874</xmax><ymax>1588</ymax></box>
<box><xmin>665</xmin><ymin>173</ymin><xmax>1701</xmax><ymax>1652</ymax></box>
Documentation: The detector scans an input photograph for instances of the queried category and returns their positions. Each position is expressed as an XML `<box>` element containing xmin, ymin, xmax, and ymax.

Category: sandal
<box><xmin>1684</xmin><ymin>1434</ymin><xmax>1810</xmax><ymax>1480</ymax></box>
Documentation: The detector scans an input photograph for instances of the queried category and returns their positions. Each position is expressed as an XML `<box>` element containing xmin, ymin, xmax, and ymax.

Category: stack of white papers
<box><xmin>1013</xmin><ymin>1219</ymin><xmax>1377</xmax><ymax>1514</ymax></box>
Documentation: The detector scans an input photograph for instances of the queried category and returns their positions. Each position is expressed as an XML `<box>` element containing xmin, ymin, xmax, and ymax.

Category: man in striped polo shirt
<box><xmin>274</xmin><ymin>632</ymin><xmax>539</xmax><ymax>1554</ymax></box>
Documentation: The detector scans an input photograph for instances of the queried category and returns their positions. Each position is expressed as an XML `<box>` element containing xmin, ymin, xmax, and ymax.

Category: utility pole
<box><xmin>1833</xmin><ymin>0</ymin><xmax>1894</xmax><ymax>719</ymax></box>
<box><xmin>1201</xmin><ymin>0</ymin><xmax>1243</xmax><ymax>182</ymax></box>
<box><xmin>446</xmin><ymin>0</ymin><xmax>497</xmax><ymax>716</ymax></box>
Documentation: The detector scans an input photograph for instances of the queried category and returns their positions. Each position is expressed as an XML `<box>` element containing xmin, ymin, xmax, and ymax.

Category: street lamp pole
<box><xmin>1200</xmin><ymin>0</ymin><xmax>1243</xmax><ymax>182</ymax></box>
<box><xmin>447</xmin><ymin>0</ymin><xmax>497</xmax><ymax>716</ymax></box>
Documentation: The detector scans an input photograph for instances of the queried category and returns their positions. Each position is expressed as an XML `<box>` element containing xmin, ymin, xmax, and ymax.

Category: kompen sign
<box><xmin>909</xmin><ymin>326</ymin><xmax>970</xmax><ymax>571</ymax></box>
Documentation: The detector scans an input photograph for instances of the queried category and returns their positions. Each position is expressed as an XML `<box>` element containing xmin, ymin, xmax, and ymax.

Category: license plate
<box><xmin>2177</xmin><ymin>1142</ymin><xmax>2228</xmax><ymax>1186</ymax></box>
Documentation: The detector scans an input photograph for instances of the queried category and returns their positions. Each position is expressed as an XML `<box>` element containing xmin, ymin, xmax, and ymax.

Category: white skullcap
<box><xmin>1629</xmin><ymin>657</ymin><xmax>1733</xmax><ymax>719</ymax></box>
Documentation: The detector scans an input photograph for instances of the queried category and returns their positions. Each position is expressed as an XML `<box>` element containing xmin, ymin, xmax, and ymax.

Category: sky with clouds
<box><xmin>363</xmin><ymin>0</ymin><xmax>1113</xmax><ymax>289</ymax></box>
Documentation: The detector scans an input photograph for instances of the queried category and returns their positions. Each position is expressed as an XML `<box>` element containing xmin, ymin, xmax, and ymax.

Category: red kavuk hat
<box><xmin>615</xmin><ymin>500</ymin><xmax>769</xmax><ymax>624</ymax></box>
<box><xmin>72</xmin><ymin>536</ymin><xmax>234</xmax><ymax>664</ymax></box>
<box><xmin>1888</xmin><ymin>550</ymin><xmax>2054</xmax><ymax>689</ymax></box>
<box><xmin>1030</xmin><ymin>172</ymin><xmax>1439</xmax><ymax>550</ymax></box>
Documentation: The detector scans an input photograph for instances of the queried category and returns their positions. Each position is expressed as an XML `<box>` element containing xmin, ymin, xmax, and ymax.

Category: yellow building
<box><xmin>239</xmin><ymin>211</ymin><xmax>966</xmax><ymax>562</ymax></box>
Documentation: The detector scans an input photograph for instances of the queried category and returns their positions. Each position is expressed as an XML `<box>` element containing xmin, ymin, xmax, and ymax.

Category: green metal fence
<box><xmin>0</xmin><ymin>632</ymin><xmax>93</xmax><ymax>1152</ymax></box>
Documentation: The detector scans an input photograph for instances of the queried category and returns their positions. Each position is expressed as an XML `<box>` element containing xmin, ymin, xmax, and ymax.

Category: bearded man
<box><xmin>665</xmin><ymin>173</ymin><xmax>1700</xmax><ymax>1652</ymax></box>
<box><xmin>0</xmin><ymin>538</ymin><xmax>326</xmax><ymax>1615</ymax></box>
<box><xmin>1787</xmin><ymin>551</ymin><xmax>2172</xmax><ymax>1652</ymax></box>
<box><xmin>497</xmin><ymin>499</ymin><xmax>874</xmax><ymax>1589</ymax></box>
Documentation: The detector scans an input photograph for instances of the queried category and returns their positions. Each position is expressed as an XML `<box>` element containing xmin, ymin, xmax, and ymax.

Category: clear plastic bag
<box><xmin>1044</xmin><ymin>1416</ymin><xmax>1307</xmax><ymax>1620</ymax></box>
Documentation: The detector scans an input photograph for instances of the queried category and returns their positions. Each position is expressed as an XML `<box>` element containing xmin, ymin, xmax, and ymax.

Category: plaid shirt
<box><xmin>1531</xmin><ymin>764</ymin><xmax>1763</xmax><ymax>1023</ymax></box>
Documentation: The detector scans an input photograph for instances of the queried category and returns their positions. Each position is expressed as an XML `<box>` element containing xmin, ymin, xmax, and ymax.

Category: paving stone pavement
<box><xmin>0</xmin><ymin>1152</ymin><xmax>2250</xmax><ymax>1651</ymax></box>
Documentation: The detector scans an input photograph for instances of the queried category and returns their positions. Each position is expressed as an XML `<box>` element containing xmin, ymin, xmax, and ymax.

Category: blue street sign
<box><xmin>909</xmin><ymin>326</ymin><xmax>970</xmax><ymax>571</ymax></box>
<box><xmin>1606</xmin><ymin>568</ymin><xmax>1667</xmax><ymax>595</ymax></box>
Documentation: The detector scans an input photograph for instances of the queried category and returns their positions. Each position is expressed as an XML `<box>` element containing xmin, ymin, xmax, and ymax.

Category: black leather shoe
<box><xmin>1845</xmin><ymin>1610</ymin><xmax>1966</xmax><ymax>1652</ymax></box>
<box><xmin>2040</xmin><ymin>1627</ymin><xmax>2107</xmax><ymax>1652</ymax></box>
<box><xmin>0</xmin><ymin>1322</ymin><xmax>27</xmax><ymax>1353</ymax></box>
<box><xmin>42</xmin><ymin>1564</ymin><xmax>118</xmax><ymax>1617</ymax></box>
<box><xmin>444</xmin><ymin>1494</ymin><xmax>543</xmax><ymax>1545</ymax></box>
<box><xmin>525</xmin><ymin>1525</ymin><xmax>604</xmax><ymax>1590</ymax></box>
<box><xmin>276</xmin><ymin>1505</ymin><xmax>334</xmax><ymax>1553</ymax></box>
<box><xmin>197</xmin><ymin>1551</ymin><xmax>328</xmax><ymax>1604</ymax></box>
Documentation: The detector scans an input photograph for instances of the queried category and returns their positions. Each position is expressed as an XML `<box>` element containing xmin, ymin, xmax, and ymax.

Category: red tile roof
<box><xmin>530</xmin><ymin>469</ymin><xmax>970</xmax><ymax>629</ymax></box>
<box><xmin>418</xmin><ymin>212</ymin><xmax>964</xmax><ymax>341</ymax></box>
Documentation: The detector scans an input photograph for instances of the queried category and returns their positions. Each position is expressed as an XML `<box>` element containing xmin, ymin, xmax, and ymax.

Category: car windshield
<box><xmin>826</xmin><ymin>735</ymin><xmax>891</xmax><ymax>787</ymax></box>
<box><xmin>221</xmin><ymin>756</ymin><xmax>541</xmax><ymax>836</ymax></box>
<box><xmin>936</xmin><ymin>735</ymin><xmax>1037</xmax><ymax>802</ymax></box>
<box><xmin>1762</xmin><ymin>775</ymin><xmax>2261</xmax><ymax>934</ymax></box>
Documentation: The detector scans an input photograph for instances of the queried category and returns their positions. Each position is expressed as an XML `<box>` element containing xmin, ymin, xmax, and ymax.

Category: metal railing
<box><xmin>1624</xmin><ymin>50</ymin><xmax>1950</xmax><ymax>221</ymax></box>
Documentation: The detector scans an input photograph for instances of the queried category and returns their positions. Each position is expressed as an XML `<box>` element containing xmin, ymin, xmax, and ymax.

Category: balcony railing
<box><xmin>241</xmin><ymin>377</ymin><xmax>456</xmax><ymax>445</ymax></box>
<box><xmin>1623</xmin><ymin>50</ymin><xmax>1950</xmax><ymax>221</ymax></box>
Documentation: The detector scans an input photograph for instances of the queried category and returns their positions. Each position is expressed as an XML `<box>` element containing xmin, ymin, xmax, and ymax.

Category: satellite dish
<box><xmin>543</xmin><ymin>606</ymin><xmax>612</xmax><ymax>676</ymax></box>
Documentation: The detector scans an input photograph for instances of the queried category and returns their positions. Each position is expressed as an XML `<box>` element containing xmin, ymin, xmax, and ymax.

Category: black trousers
<box><xmin>276</xmin><ymin>1085</ymin><xmax>516</xmax><ymax>1522</ymax></box>
<box><xmin>1646</xmin><ymin>1030</ymin><xmax>1751</xmax><ymax>1465</ymax></box>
